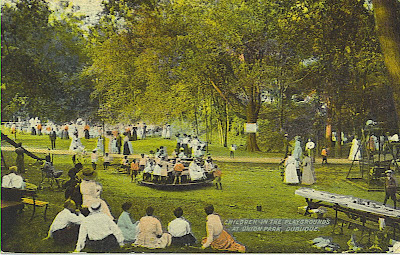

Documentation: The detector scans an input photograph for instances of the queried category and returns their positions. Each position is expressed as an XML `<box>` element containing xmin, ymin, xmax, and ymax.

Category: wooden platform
<box><xmin>138</xmin><ymin>179</ymin><xmax>214</xmax><ymax>190</ymax></box>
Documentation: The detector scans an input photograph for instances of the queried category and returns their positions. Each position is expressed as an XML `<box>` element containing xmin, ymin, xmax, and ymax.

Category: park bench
<box><xmin>1</xmin><ymin>187</ymin><xmax>49</xmax><ymax>221</ymax></box>
<box><xmin>21</xmin><ymin>197</ymin><xmax>49</xmax><ymax>220</ymax></box>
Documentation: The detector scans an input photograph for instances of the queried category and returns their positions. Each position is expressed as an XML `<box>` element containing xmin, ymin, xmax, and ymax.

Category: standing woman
<box><xmin>283</xmin><ymin>154</ymin><xmax>299</xmax><ymax>184</ymax></box>
<box><xmin>301</xmin><ymin>153</ymin><xmax>316</xmax><ymax>185</ymax></box>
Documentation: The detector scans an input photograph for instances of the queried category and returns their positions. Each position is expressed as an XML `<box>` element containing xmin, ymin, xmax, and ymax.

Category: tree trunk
<box><xmin>372</xmin><ymin>0</ymin><xmax>400</xmax><ymax>117</ymax></box>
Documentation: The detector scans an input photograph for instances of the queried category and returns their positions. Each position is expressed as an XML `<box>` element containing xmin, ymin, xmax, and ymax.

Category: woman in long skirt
<box><xmin>284</xmin><ymin>155</ymin><xmax>299</xmax><ymax>184</ymax></box>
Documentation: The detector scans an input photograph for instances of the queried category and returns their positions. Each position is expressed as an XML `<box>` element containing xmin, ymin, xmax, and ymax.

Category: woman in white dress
<box><xmin>284</xmin><ymin>155</ymin><xmax>299</xmax><ymax>184</ymax></box>
<box><xmin>348</xmin><ymin>137</ymin><xmax>361</xmax><ymax>160</ymax></box>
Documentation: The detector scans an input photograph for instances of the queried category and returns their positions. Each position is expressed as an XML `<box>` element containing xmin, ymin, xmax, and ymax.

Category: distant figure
<box><xmin>134</xmin><ymin>206</ymin><xmax>172</xmax><ymax>248</ymax></box>
<box><xmin>321</xmin><ymin>147</ymin><xmax>328</xmax><ymax>165</ymax></box>
<box><xmin>131</xmin><ymin>127</ymin><xmax>138</xmax><ymax>141</ymax></box>
<box><xmin>75</xmin><ymin>202</ymin><xmax>124</xmax><ymax>252</ymax></box>
<box><xmin>168</xmin><ymin>207</ymin><xmax>196</xmax><ymax>246</ymax></box>
<box><xmin>91</xmin><ymin>150</ymin><xmax>98</xmax><ymax>170</ymax></box>
<box><xmin>47</xmin><ymin>199</ymin><xmax>85</xmax><ymax>245</ymax></box>
<box><xmin>173</xmin><ymin>159</ymin><xmax>184</xmax><ymax>185</ymax></box>
<box><xmin>84</xmin><ymin>125</ymin><xmax>90</xmax><ymax>139</ymax></box>
<box><xmin>116</xmin><ymin>134</ymin><xmax>122</xmax><ymax>154</ymax></box>
<box><xmin>15</xmin><ymin>142</ymin><xmax>25</xmax><ymax>174</ymax></box>
<box><xmin>31</xmin><ymin>126</ymin><xmax>37</xmax><ymax>135</ymax></box>
<box><xmin>49</xmin><ymin>130</ymin><xmax>57</xmax><ymax>149</ymax></box>
<box><xmin>283</xmin><ymin>133</ymin><xmax>290</xmax><ymax>158</ymax></box>
<box><xmin>117</xmin><ymin>202</ymin><xmax>139</xmax><ymax>244</ymax></box>
<box><xmin>201</xmin><ymin>205</ymin><xmax>245</xmax><ymax>252</ymax></box>
<box><xmin>130</xmin><ymin>159</ymin><xmax>139</xmax><ymax>183</ymax></box>
<box><xmin>103</xmin><ymin>153</ymin><xmax>111</xmax><ymax>170</ymax></box>
<box><xmin>305</xmin><ymin>139</ymin><xmax>315</xmax><ymax>162</ymax></box>
<box><xmin>229</xmin><ymin>144</ymin><xmax>236</xmax><ymax>158</ymax></box>
<box><xmin>348</xmin><ymin>137</ymin><xmax>361</xmax><ymax>161</ymax></box>
<box><xmin>37</xmin><ymin>123</ymin><xmax>42</xmax><ymax>135</ymax></box>
<box><xmin>383</xmin><ymin>170</ymin><xmax>397</xmax><ymax>209</ymax></box>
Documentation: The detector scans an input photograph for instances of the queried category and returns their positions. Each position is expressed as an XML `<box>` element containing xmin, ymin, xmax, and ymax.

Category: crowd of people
<box><xmin>47</xmin><ymin>163</ymin><xmax>243</xmax><ymax>252</ymax></box>
<box><xmin>283</xmin><ymin>136</ymin><xmax>316</xmax><ymax>185</ymax></box>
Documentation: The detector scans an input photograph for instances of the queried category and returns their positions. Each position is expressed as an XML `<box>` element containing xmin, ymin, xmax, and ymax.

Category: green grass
<box><xmin>0</xmin><ymin>129</ymin><xmax>394</xmax><ymax>253</ymax></box>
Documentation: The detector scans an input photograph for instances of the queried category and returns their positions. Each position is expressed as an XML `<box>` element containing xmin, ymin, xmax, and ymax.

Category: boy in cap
<box><xmin>47</xmin><ymin>199</ymin><xmax>85</xmax><ymax>244</ymax></box>
<box><xmin>384</xmin><ymin>170</ymin><xmax>397</xmax><ymax>209</ymax></box>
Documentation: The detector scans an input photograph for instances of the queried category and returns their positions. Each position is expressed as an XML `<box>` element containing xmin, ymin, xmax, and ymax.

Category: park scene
<box><xmin>1</xmin><ymin>0</ymin><xmax>400</xmax><ymax>253</ymax></box>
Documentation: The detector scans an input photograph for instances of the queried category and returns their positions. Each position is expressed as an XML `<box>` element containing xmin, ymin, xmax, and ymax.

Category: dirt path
<box><xmin>1</xmin><ymin>146</ymin><xmax>353</xmax><ymax>164</ymax></box>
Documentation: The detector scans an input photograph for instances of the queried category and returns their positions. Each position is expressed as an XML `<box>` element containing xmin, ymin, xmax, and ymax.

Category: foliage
<box><xmin>1</xmin><ymin>0</ymin><xmax>96</xmax><ymax>122</ymax></box>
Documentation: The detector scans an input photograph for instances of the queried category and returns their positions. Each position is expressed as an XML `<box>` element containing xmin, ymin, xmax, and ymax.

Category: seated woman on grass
<box><xmin>168</xmin><ymin>207</ymin><xmax>196</xmax><ymax>246</ymax></box>
<box><xmin>201</xmin><ymin>205</ymin><xmax>245</xmax><ymax>252</ymax></box>
<box><xmin>117</xmin><ymin>202</ymin><xmax>139</xmax><ymax>244</ymax></box>
<box><xmin>134</xmin><ymin>206</ymin><xmax>171</xmax><ymax>249</ymax></box>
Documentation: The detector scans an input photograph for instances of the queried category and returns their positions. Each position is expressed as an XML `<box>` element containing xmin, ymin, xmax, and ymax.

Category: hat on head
<box><xmin>77</xmin><ymin>168</ymin><xmax>98</xmax><ymax>180</ymax></box>
<box><xmin>386</xmin><ymin>170</ymin><xmax>394</xmax><ymax>174</ymax></box>
<box><xmin>9</xmin><ymin>166</ymin><xmax>18</xmax><ymax>173</ymax></box>
<box><xmin>89</xmin><ymin>201</ymin><xmax>102</xmax><ymax>212</ymax></box>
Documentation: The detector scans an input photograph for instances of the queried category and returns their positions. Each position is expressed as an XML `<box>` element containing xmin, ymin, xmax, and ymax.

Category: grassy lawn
<box><xmin>1</xmin><ymin>129</ymin><xmax>393</xmax><ymax>253</ymax></box>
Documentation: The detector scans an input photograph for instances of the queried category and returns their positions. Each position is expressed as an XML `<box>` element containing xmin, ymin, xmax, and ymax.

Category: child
<box><xmin>130</xmin><ymin>159</ymin><xmax>139</xmax><ymax>182</ymax></box>
<box><xmin>383</xmin><ymin>170</ymin><xmax>397</xmax><ymax>209</ymax></box>
<box><xmin>321</xmin><ymin>147</ymin><xmax>328</xmax><ymax>165</ymax></box>
<box><xmin>121</xmin><ymin>155</ymin><xmax>129</xmax><ymax>173</ymax></box>
<box><xmin>103</xmin><ymin>153</ymin><xmax>111</xmax><ymax>170</ymax></box>
<box><xmin>91</xmin><ymin>150</ymin><xmax>98</xmax><ymax>170</ymax></box>
<box><xmin>213</xmin><ymin>165</ymin><xmax>222</xmax><ymax>190</ymax></box>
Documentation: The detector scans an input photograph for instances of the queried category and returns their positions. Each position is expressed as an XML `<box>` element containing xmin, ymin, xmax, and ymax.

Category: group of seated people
<box><xmin>175</xmin><ymin>134</ymin><xmax>207</xmax><ymax>158</ymax></box>
<box><xmin>47</xmin><ymin>198</ymin><xmax>245</xmax><ymax>253</ymax></box>
<box><xmin>110</xmin><ymin>146</ymin><xmax>219</xmax><ymax>185</ymax></box>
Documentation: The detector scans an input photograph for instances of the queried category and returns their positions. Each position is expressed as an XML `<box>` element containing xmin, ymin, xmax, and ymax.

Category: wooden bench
<box><xmin>21</xmin><ymin>197</ymin><xmax>49</xmax><ymax>220</ymax></box>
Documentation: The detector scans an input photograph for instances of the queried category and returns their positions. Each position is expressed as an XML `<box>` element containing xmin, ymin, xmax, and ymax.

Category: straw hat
<box><xmin>9</xmin><ymin>166</ymin><xmax>18</xmax><ymax>173</ymax></box>
<box><xmin>77</xmin><ymin>168</ymin><xmax>98</xmax><ymax>181</ymax></box>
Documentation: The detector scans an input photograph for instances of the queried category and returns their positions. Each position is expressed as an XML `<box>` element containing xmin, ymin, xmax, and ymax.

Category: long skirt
<box><xmin>171</xmin><ymin>233</ymin><xmax>196</xmax><ymax>246</ymax></box>
<box><xmin>86</xmin><ymin>234</ymin><xmax>120</xmax><ymax>252</ymax></box>
<box><xmin>202</xmin><ymin>230</ymin><xmax>245</xmax><ymax>252</ymax></box>
<box><xmin>52</xmin><ymin>224</ymin><xmax>80</xmax><ymax>244</ymax></box>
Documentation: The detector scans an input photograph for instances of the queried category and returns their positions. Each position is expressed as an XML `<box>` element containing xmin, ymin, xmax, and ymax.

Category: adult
<box><xmin>134</xmin><ymin>206</ymin><xmax>171</xmax><ymax>249</ymax></box>
<box><xmin>47</xmin><ymin>199</ymin><xmax>85</xmax><ymax>244</ymax></box>
<box><xmin>348</xmin><ymin>136</ymin><xmax>361</xmax><ymax>161</ymax></box>
<box><xmin>123</xmin><ymin>136</ymin><xmax>133</xmax><ymax>155</ymax></box>
<box><xmin>75</xmin><ymin>202</ymin><xmax>124</xmax><ymax>252</ymax></box>
<box><xmin>2</xmin><ymin>166</ymin><xmax>26</xmax><ymax>189</ymax></box>
<box><xmin>117</xmin><ymin>202</ymin><xmax>139</xmax><ymax>244</ymax></box>
<box><xmin>165</xmin><ymin>124</ymin><xmax>171</xmax><ymax>139</ymax></box>
<box><xmin>201</xmin><ymin>205</ymin><xmax>245</xmax><ymax>252</ymax></box>
<box><xmin>77</xmin><ymin>168</ymin><xmax>113</xmax><ymax>219</ymax></box>
<box><xmin>168</xmin><ymin>207</ymin><xmax>196</xmax><ymax>246</ymax></box>
<box><xmin>131</xmin><ymin>126</ymin><xmax>138</xmax><ymax>141</ymax></box>
<box><xmin>284</xmin><ymin>154</ymin><xmax>299</xmax><ymax>184</ymax></box>
<box><xmin>49</xmin><ymin>130</ymin><xmax>57</xmax><ymax>149</ymax></box>
<box><xmin>96</xmin><ymin>136</ymin><xmax>104</xmax><ymax>154</ymax></box>
<box><xmin>188</xmin><ymin>160</ymin><xmax>205</xmax><ymax>181</ymax></box>
<box><xmin>383</xmin><ymin>170</ymin><xmax>397</xmax><ymax>209</ymax></box>
<box><xmin>15</xmin><ymin>142</ymin><xmax>25</xmax><ymax>174</ymax></box>
<box><xmin>305</xmin><ymin>139</ymin><xmax>315</xmax><ymax>162</ymax></box>
<box><xmin>116</xmin><ymin>133</ymin><xmax>123</xmax><ymax>154</ymax></box>
<box><xmin>301</xmin><ymin>154</ymin><xmax>316</xmax><ymax>185</ymax></box>
<box><xmin>292</xmin><ymin>136</ymin><xmax>303</xmax><ymax>180</ymax></box>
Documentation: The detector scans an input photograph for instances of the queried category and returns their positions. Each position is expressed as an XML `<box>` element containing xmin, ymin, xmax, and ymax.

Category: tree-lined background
<box><xmin>2</xmin><ymin>0</ymin><xmax>400</xmax><ymax>155</ymax></box>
